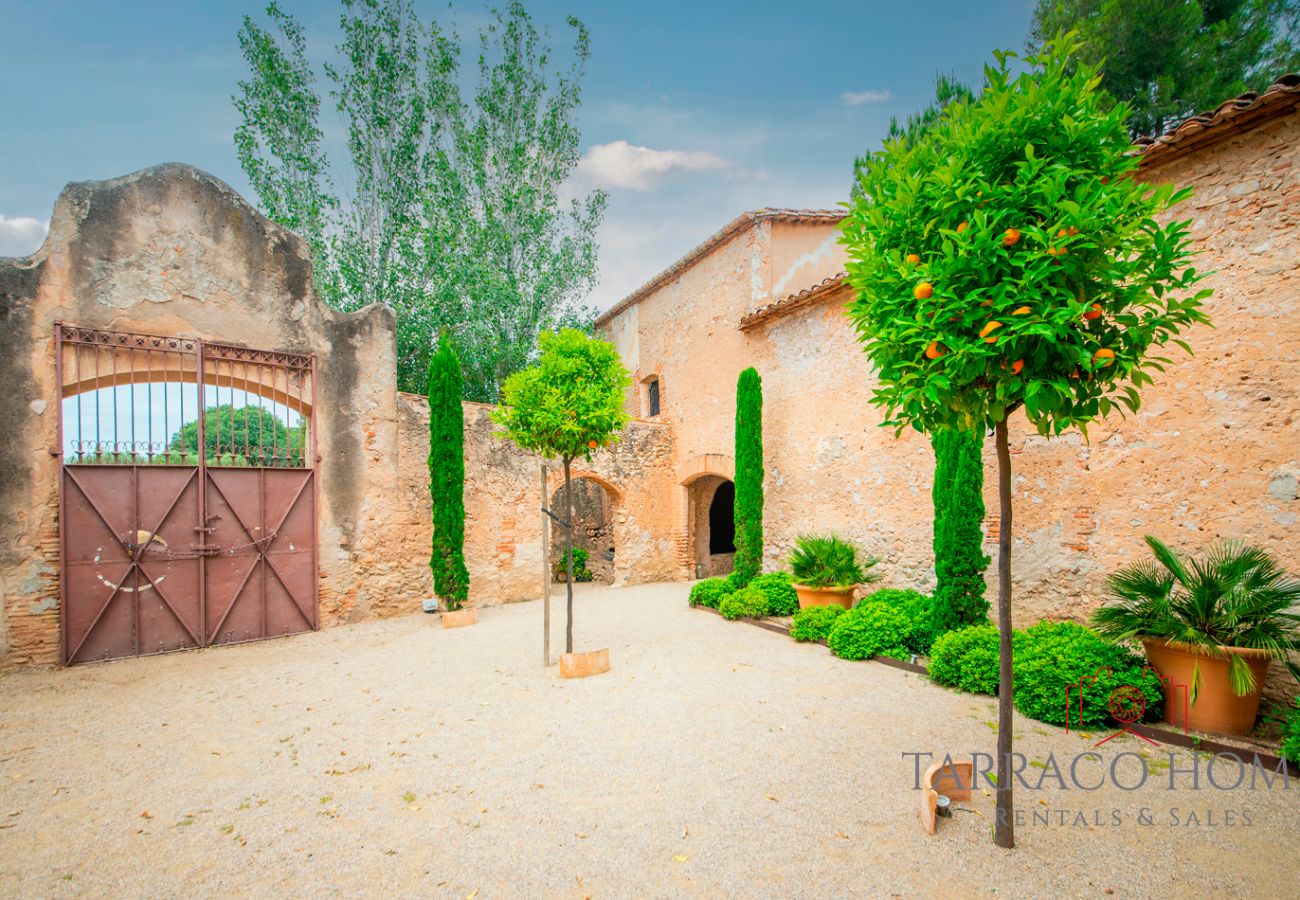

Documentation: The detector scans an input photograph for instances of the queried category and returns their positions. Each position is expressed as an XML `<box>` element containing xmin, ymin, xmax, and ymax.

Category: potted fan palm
<box><xmin>1091</xmin><ymin>536</ymin><xmax>1300</xmax><ymax>735</ymax></box>
<box><xmin>788</xmin><ymin>535</ymin><xmax>879</xmax><ymax>609</ymax></box>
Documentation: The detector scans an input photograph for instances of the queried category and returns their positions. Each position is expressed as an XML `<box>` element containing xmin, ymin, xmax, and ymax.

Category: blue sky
<box><xmin>0</xmin><ymin>0</ymin><xmax>1036</xmax><ymax>310</ymax></box>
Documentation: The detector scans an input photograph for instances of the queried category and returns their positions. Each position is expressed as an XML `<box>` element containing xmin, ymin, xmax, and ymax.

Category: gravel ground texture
<box><xmin>1</xmin><ymin>581</ymin><xmax>1296</xmax><ymax>898</ymax></box>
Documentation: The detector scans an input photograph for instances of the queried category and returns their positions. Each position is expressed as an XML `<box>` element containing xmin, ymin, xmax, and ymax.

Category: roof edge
<box><xmin>1136</xmin><ymin>73</ymin><xmax>1300</xmax><ymax>167</ymax></box>
<box><xmin>594</xmin><ymin>208</ymin><xmax>846</xmax><ymax>327</ymax></box>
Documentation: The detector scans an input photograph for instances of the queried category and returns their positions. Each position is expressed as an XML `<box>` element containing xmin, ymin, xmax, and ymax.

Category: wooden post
<box><xmin>541</xmin><ymin>464</ymin><xmax>551</xmax><ymax>666</ymax></box>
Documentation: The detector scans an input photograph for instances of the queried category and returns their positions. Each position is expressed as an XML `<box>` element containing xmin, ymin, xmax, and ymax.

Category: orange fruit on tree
<box><xmin>980</xmin><ymin>299</ymin><xmax>993</xmax><ymax>307</ymax></box>
<box><xmin>1067</xmin><ymin>226</ymin><xmax>1079</xmax><ymax>236</ymax></box>
<box><xmin>957</xmin><ymin>221</ymin><xmax>968</xmax><ymax>234</ymax></box>
<box><xmin>905</xmin><ymin>253</ymin><xmax>921</xmax><ymax>265</ymax></box>
<box><xmin>979</xmin><ymin>320</ymin><xmax>1003</xmax><ymax>342</ymax></box>
<box><xmin>1012</xmin><ymin>305</ymin><xmax>1032</xmax><ymax>315</ymax></box>
<box><xmin>1047</xmin><ymin>246</ymin><xmax>1067</xmax><ymax>257</ymax></box>
<box><xmin>1002</xmin><ymin>228</ymin><xmax>1021</xmax><ymax>247</ymax></box>
<box><xmin>1010</xmin><ymin>359</ymin><xmax>1024</xmax><ymax>375</ymax></box>
<box><xmin>588</xmin><ymin>440</ymin><xmax>598</xmax><ymax>448</ymax></box>
<box><xmin>925</xmin><ymin>341</ymin><xmax>946</xmax><ymax>360</ymax></box>
<box><xmin>1056</xmin><ymin>227</ymin><xmax>1068</xmax><ymax>238</ymax></box>
<box><xmin>914</xmin><ymin>282</ymin><xmax>934</xmax><ymax>300</ymax></box>
<box><xmin>1093</xmin><ymin>348</ymin><xmax>1115</xmax><ymax>367</ymax></box>
<box><xmin>1083</xmin><ymin>303</ymin><xmax>1103</xmax><ymax>321</ymax></box>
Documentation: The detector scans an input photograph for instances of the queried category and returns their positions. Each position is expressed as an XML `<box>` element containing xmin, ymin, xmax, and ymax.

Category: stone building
<box><xmin>0</xmin><ymin>77</ymin><xmax>1296</xmax><ymax>670</ymax></box>
<box><xmin>595</xmin><ymin>75</ymin><xmax>1300</xmax><ymax>625</ymax></box>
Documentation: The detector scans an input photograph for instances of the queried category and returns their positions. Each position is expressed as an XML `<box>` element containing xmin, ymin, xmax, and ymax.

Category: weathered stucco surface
<box><xmin>0</xmin><ymin>165</ymin><xmax>676</xmax><ymax>669</ymax></box>
<box><xmin>599</xmin><ymin>113</ymin><xmax>1300</xmax><ymax>639</ymax></box>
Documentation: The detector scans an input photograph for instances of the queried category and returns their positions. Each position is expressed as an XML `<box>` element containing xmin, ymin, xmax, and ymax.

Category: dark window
<box><xmin>708</xmin><ymin>481</ymin><xmax>736</xmax><ymax>554</ymax></box>
<box><xmin>647</xmin><ymin>378</ymin><xmax>661</xmax><ymax>417</ymax></box>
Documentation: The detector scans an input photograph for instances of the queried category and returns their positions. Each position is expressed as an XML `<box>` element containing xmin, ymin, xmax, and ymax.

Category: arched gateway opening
<box><xmin>689</xmin><ymin>475</ymin><xmax>735</xmax><ymax>578</ymax></box>
<box><xmin>549</xmin><ymin>476</ymin><xmax>617</xmax><ymax>584</ymax></box>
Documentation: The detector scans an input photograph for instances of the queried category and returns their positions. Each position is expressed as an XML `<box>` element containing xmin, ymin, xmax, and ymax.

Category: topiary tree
<box><xmin>428</xmin><ymin>334</ymin><xmax>470</xmax><ymax>611</ymax></box>
<box><xmin>841</xmin><ymin>35</ymin><xmax>1210</xmax><ymax>848</ymax></box>
<box><xmin>492</xmin><ymin>329</ymin><xmax>631</xmax><ymax>654</ymax></box>
<box><xmin>732</xmin><ymin>367</ymin><xmax>764</xmax><ymax>585</ymax></box>
<box><xmin>931</xmin><ymin>429</ymin><xmax>991</xmax><ymax>634</ymax></box>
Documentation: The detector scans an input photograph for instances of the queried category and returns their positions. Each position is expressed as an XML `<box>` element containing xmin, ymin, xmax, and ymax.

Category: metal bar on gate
<box><xmin>196</xmin><ymin>339</ymin><xmax>207</xmax><ymax>645</ymax></box>
<box><xmin>309</xmin><ymin>352</ymin><xmax>319</xmax><ymax>629</ymax></box>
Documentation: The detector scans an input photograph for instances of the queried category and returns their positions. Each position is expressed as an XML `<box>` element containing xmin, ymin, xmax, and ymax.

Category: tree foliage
<box><xmin>428</xmin><ymin>334</ymin><xmax>469</xmax><ymax>609</ymax></box>
<box><xmin>851</xmin><ymin>74</ymin><xmax>975</xmax><ymax>198</ymax></box>
<box><xmin>841</xmin><ymin>35</ymin><xmax>1210</xmax><ymax>849</ymax></box>
<box><xmin>930</xmin><ymin>429</ymin><xmax>991</xmax><ymax>633</ymax></box>
<box><xmin>233</xmin><ymin>0</ymin><xmax>605</xmax><ymax>399</ymax></box>
<box><xmin>732</xmin><ymin>367</ymin><xmax>764</xmax><ymax>586</ymax></box>
<box><xmin>843</xmin><ymin>37</ymin><xmax>1210</xmax><ymax>440</ymax></box>
<box><xmin>492</xmin><ymin>329</ymin><xmax>630</xmax><ymax>653</ymax></box>
<box><xmin>169</xmin><ymin>404</ymin><xmax>303</xmax><ymax>466</ymax></box>
<box><xmin>1029</xmin><ymin>0</ymin><xmax>1300</xmax><ymax>138</ymax></box>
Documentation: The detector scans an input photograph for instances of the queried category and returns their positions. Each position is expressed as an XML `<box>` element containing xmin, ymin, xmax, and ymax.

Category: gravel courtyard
<box><xmin>1</xmin><ymin>582</ymin><xmax>1295</xmax><ymax>898</ymax></box>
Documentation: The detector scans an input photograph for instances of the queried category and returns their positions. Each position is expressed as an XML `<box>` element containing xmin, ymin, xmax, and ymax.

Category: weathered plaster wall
<box><xmin>600</xmin><ymin>113</ymin><xmax>1300</xmax><ymax>638</ymax></box>
<box><xmin>0</xmin><ymin>165</ymin><xmax>403</xmax><ymax>667</ymax></box>
<box><xmin>0</xmin><ymin>164</ymin><xmax>678</xmax><ymax>669</ymax></box>
<box><xmin>603</xmin><ymin>217</ymin><xmax>848</xmax><ymax>575</ymax></box>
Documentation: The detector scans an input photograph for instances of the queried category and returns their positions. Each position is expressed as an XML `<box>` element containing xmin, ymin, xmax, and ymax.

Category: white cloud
<box><xmin>575</xmin><ymin>140</ymin><xmax>729</xmax><ymax>191</ymax></box>
<box><xmin>0</xmin><ymin>214</ymin><xmax>49</xmax><ymax>257</ymax></box>
<box><xmin>840</xmin><ymin>89</ymin><xmax>893</xmax><ymax>107</ymax></box>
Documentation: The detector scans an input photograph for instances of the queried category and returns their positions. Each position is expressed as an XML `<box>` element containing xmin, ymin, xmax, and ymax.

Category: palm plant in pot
<box><xmin>788</xmin><ymin>535</ymin><xmax>879</xmax><ymax>609</ymax></box>
<box><xmin>1091</xmin><ymin>536</ymin><xmax>1300</xmax><ymax>736</ymax></box>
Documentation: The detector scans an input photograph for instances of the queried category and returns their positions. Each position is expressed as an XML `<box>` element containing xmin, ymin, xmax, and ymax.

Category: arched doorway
<box><xmin>688</xmin><ymin>475</ymin><xmax>735</xmax><ymax>578</ymax></box>
<box><xmin>549</xmin><ymin>476</ymin><xmax>617</xmax><ymax>584</ymax></box>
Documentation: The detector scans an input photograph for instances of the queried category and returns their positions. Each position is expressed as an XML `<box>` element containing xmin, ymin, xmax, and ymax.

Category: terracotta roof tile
<box><xmin>593</xmin><ymin>208</ymin><xmax>846</xmax><ymax>327</ymax></box>
<box><xmin>1136</xmin><ymin>74</ymin><xmax>1300</xmax><ymax>166</ymax></box>
<box><xmin>738</xmin><ymin>272</ymin><xmax>850</xmax><ymax>331</ymax></box>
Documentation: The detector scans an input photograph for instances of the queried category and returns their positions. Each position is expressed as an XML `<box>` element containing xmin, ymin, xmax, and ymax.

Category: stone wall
<box><xmin>0</xmin><ymin>164</ymin><xmax>678</xmax><ymax>669</ymax></box>
<box><xmin>598</xmin><ymin>112</ymin><xmax>1300</xmax><ymax>635</ymax></box>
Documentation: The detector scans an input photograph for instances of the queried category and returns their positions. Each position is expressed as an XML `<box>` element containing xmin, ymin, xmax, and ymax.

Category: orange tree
<box><xmin>841</xmin><ymin>35</ymin><xmax>1210</xmax><ymax>849</ymax></box>
<box><xmin>492</xmin><ymin>329</ymin><xmax>631</xmax><ymax>654</ymax></box>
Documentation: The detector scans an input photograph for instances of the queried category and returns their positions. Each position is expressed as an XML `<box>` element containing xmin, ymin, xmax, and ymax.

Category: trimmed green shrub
<box><xmin>720</xmin><ymin>586</ymin><xmax>769</xmax><ymax>620</ymax></box>
<box><xmin>930</xmin><ymin>429</ymin><xmax>990</xmax><ymax>634</ymax></box>
<box><xmin>733</xmin><ymin>368</ymin><xmax>764</xmax><ymax>587</ymax></box>
<box><xmin>689</xmin><ymin>577</ymin><xmax>730</xmax><ymax>609</ymax></box>
<box><xmin>788</xmin><ymin>535</ymin><xmax>878</xmax><ymax>588</ymax></box>
<box><xmin>859</xmin><ymin>588</ymin><xmax>935</xmax><ymax>655</ymax></box>
<box><xmin>790</xmin><ymin>605</ymin><xmax>845</xmax><ymax>642</ymax></box>
<box><xmin>929</xmin><ymin>624</ymin><xmax>1014</xmax><ymax>694</ymax></box>
<box><xmin>749</xmin><ymin>572</ymin><xmax>799</xmax><ymax>617</ymax></box>
<box><xmin>428</xmin><ymin>334</ymin><xmax>470</xmax><ymax>610</ymax></box>
<box><xmin>828</xmin><ymin>602</ymin><xmax>912</xmax><ymax>661</ymax></box>
<box><xmin>554</xmin><ymin>547</ymin><xmax>592</xmax><ymax>582</ymax></box>
<box><xmin>1013</xmin><ymin>621</ymin><xmax>1163</xmax><ymax>728</ymax></box>
<box><xmin>1282</xmin><ymin>698</ymin><xmax>1300</xmax><ymax>765</ymax></box>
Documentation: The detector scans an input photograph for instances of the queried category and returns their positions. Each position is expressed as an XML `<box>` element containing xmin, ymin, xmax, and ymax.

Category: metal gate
<box><xmin>56</xmin><ymin>325</ymin><xmax>318</xmax><ymax>665</ymax></box>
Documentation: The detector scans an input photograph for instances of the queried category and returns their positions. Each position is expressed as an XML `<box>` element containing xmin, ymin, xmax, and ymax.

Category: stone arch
<box><xmin>549</xmin><ymin>471</ymin><xmax>623</xmax><ymax>585</ymax></box>
<box><xmin>678</xmin><ymin>454</ymin><xmax>737</xmax><ymax>579</ymax></box>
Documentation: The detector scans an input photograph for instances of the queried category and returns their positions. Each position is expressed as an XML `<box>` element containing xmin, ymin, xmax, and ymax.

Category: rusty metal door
<box><xmin>56</xmin><ymin>325</ymin><xmax>318</xmax><ymax>665</ymax></box>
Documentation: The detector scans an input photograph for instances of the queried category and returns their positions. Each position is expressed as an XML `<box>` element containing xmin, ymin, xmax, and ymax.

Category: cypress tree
<box><xmin>428</xmin><ymin>334</ymin><xmax>470</xmax><ymax>610</ymax></box>
<box><xmin>930</xmin><ymin>429</ymin><xmax>990</xmax><ymax>633</ymax></box>
<box><xmin>732</xmin><ymin>367</ymin><xmax>764</xmax><ymax>586</ymax></box>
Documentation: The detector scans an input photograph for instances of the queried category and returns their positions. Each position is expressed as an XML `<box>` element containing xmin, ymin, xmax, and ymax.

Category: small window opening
<box><xmin>646</xmin><ymin>377</ymin><xmax>661</xmax><ymax>417</ymax></box>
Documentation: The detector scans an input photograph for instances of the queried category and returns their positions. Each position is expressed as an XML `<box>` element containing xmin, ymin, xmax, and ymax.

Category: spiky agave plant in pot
<box><xmin>788</xmin><ymin>535</ymin><xmax>879</xmax><ymax>610</ymax></box>
<box><xmin>1091</xmin><ymin>536</ymin><xmax>1300</xmax><ymax>735</ymax></box>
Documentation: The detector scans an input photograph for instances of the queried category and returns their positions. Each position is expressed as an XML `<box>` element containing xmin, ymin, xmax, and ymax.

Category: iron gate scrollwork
<box><xmin>56</xmin><ymin>324</ymin><xmax>319</xmax><ymax>664</ymax></box>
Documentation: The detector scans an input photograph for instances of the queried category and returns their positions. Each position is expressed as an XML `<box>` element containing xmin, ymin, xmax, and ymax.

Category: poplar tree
<box><xmin>732</xmin><ymin>368</ymin><xmax>764</xmax><ymax>586</ymax></box>
<box><xmin>428</xmin><ymin>333</ymin><xmax>469</xmax><ymax>610</ymax></box>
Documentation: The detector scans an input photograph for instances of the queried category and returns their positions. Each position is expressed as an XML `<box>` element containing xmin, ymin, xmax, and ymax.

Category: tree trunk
<box><xmin>993</xmin><ymin>416</ymin><xmax>1015</xmax><ymax>849</ymax></box>
<box><xmin>563</xmin><ymin>456</ymin><xmax>575</xmax><ymax>654</ymax></box>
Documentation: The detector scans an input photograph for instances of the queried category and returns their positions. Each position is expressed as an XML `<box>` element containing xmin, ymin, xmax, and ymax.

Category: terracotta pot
<box><xmin>792</xmin><ymin>584</ymin><xmax>855</xmax><ymax>610</ymax></box>
<box><xmin>1141</xmin><ymin>638</ymin><xmax>1273</xmax><ymax>736</ymax></box>
<box><xmin>559</xmin><ymin>648</ymin><xmax>610</xmax><ymax>679</ymax></box>
<box><xmin>441</xmin><ymin>607</ymin><xmax>477</xmax><ymax>629</ymax></box>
